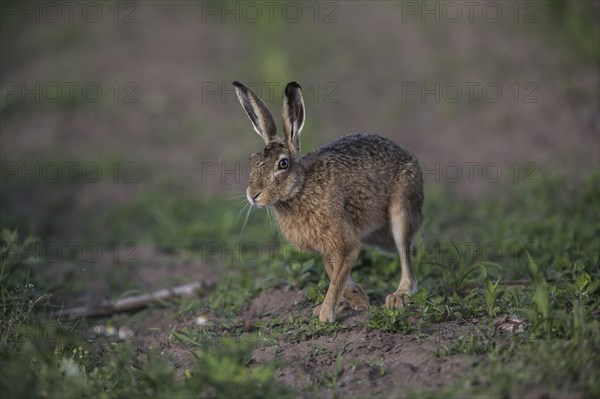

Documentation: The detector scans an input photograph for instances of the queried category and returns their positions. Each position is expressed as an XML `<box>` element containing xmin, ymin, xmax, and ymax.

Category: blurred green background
<box><xmin>1</xmin><ymin>0</ymin><xmax>598</xmax><ymax>289</ymax></box>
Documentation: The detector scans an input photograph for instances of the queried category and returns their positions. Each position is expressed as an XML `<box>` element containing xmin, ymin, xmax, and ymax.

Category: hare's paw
<box><xmin>384</xmin><ymin>291</ymin><xmax>410</xmax><ymax>309</ymax></box>
<box><xmin>312</xmin><ymin>303</ymin><xmax>335</xmax><ymax>322</ymax></box>
<box><xmin>318</xmin><ymin>303</ymin><xmax>335</xmax><ymax>323</ymax></box>
<box><xmin>312</xmin><ymin>300</ymin><xmax>349</xmax><ymax>318</ymax></box>
<box><xmin>343</xmin><ymin>284</ymin><xmax>370</xmax><ymax>311</ymax></box>
<box><xmin>312</xmin><ymin>304</ymin><xmax>322</xmax><ymax>318</ymax></box>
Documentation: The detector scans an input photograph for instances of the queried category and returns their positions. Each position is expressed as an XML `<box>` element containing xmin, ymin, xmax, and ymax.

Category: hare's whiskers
<box><xmin>239</xmin><ymin>204</ymin><xmax>253</xmax><ymax>241</ymax></box>
<box><xmin>267</xmin><ymin>205</ymin><xmax>284</xmax><ymax>242</ymax></box>
<box><xmin>225</xmin><ymin>193</ymin><xmax>247</xmax><ymax>201</ymax></box>
<box><xmin>234</xmin><ymin>201</ymin><xmax>251</xmax><ymax>225</ymax></box>
<box><xmin>226</xmin><ymin>197</ymin><xmax>247</xmax><ymax>213</ymax></box>
<box><xmin>225</xmin><ymin>194</ymin><xmax>247</xmax><ymax>204</ymax></box>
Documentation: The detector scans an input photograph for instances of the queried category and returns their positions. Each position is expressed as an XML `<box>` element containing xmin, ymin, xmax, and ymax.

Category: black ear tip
<box><xmin>285</xmin><ymin>81</ymin><xmax>302</xmax><ymax>93</ymax></box>
<box><xmin>232</xmin><ymin>81</ymin><xmax>244</xmax><ymax>88</ymax></box>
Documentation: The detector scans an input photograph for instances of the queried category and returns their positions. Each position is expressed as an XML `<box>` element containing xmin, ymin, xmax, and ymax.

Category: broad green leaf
<box><xmin>575</xmin><ymin>272</ymin><xmax>591</xmax><ymax>290</ymax></box>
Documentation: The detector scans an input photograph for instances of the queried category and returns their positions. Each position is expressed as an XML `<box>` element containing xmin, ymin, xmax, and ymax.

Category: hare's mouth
<box><xmin>246</xmin><ymin>189</ymin><xmax>265</xmax><ymax>207</ymax></box>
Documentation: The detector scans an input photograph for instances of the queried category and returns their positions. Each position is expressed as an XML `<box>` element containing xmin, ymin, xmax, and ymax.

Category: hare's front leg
<box><xmin>311</xmin><ymin>255</ymin><xmax>369</xmax><ymax>317</ymax></box>
<box><xmin>318</xmin><ymin>248</ymin><xmax>359</xmax><ymax>322</ymax></box>
<box><xmin>311</xmin><ymin>261</ymin><xmax>341</xmax><ymax>318</ymax></box>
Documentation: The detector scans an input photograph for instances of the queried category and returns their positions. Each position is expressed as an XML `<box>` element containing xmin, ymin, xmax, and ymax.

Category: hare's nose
<box><xmin>246</xmin><ymin>188</ymin><xmax>261</xmax><ymax>205</ymax></box>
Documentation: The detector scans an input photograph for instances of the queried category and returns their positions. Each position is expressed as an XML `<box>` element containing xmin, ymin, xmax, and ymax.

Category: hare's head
<box><xmin>233</xmin><ymin>81</ymin><xmax>306</xmax><ymax>207</ymax></box>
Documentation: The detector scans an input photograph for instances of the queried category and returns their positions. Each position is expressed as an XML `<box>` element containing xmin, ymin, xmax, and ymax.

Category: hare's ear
<box><xmin>233</xmin><ymin>81</ymin><xmax>277</xmax><ymax>144</ymax></box>
<box><xmin>282</xmin><ymin>82</ymin><xmax>305</xmax><ymax>155</ymax></box>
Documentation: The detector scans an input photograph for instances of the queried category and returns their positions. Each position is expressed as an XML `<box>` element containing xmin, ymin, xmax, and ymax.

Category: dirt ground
<box><xmin>129</xmin><ymin>284</ymin><xmax>477</xmax><ymax>398</ymax></box>
<box><xmin>244</xmin><ymin>289</ymin><xmax>473</xmax><ymax>398</ymax></box>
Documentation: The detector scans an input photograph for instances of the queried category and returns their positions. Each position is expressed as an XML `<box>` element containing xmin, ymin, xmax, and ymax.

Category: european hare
<box><xmin>233</xmin><ymin>81</ymin><xmax>424</xmax><ymax>322</ymax></box>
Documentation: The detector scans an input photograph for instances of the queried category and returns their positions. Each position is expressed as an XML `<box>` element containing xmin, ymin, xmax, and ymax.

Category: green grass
<box><xmin>1</xmin><ymin>173</ymin><xmax>599</xmax><ymax>397</ymax></box>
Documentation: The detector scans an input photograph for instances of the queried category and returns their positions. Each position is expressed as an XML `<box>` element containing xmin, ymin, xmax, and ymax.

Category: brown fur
<box><xmin>233</xmin><ymin>81</ymin><xmax>424</xmax><ymax>322</ymax></box>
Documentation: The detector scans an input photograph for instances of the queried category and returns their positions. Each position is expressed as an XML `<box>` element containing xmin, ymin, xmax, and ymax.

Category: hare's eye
<box><xmin>278</xmin><ymin>158</ymin><xmax>289</xmax><ymax>170</ymax></box>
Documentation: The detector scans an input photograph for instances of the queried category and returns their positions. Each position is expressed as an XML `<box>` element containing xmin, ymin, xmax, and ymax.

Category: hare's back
<box><xmin>301</xmin><ymin>132</ymin><xmax>420</xmax><ymax>200</ymax></box>
<box><xmin>307</xmin><ymin>133</ymin><xmax>417</xmax><ymax>177</ymax></box>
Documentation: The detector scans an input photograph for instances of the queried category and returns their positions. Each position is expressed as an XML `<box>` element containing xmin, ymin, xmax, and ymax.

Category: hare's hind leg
<box><xmin>343</xmin><ymin>276</ymin><xmax>370</xmax><ymax>310</ymax></box>
<box><xmin>385</xmin><ymin>194</ymin><xmax>421</xmax><ymax>309</ymax></box>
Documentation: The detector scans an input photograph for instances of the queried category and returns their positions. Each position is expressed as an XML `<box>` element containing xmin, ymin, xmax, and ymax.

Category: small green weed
<box><xmin>481</xmin><ymin>277</ymin><xmax>504</xmax><ymax>317</ymax></box>
<box><xmin>366</xmin><ymin>306</ymin><xmax>424</xmax><ymax>334</ymax></box>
